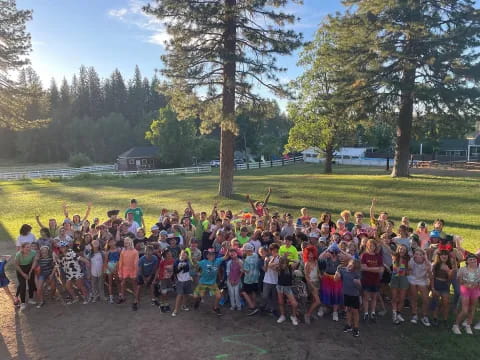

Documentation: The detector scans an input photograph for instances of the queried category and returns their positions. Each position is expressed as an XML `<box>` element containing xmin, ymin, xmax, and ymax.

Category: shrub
<box><xmin>68</xmin><ymin>153</ymin><xmax>93</xmax><ymax>168</ymax></box>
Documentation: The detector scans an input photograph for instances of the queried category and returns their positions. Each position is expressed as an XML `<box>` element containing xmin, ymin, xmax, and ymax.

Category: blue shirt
<box><xmin>243</xmin><ymin>253</ymin><xmax>260</xmax><ymax>284</ymax></box>
<box><xmin>0</xmin><ymin>260</ymin><xmax>6</xmax><ymax>276</ymax></box>
<box><xmin>138</xmin><ymin>255</ymin><xmax>158</xmax><ymax>276</ymax></box>
<box><xmin>198</xmin><ymin>258</ymin><xmax>223</xmax><ymax>285</ymax></box>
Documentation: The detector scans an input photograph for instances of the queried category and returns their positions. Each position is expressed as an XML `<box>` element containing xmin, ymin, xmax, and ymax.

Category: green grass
<box><xmin>0</xmin><ymin>163</ymin><xmax>479</xmax><ymax>358</ymax></box>
<box><xmin>0</xmin><ymin>163</ymin><xmax>478</xmax><ymax>250</ymax></box>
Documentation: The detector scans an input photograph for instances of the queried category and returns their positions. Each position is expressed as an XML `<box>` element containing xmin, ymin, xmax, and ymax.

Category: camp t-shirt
<box><xmin>138</xmin><ymin>255</ymin><xmax>158</xmax><ymax>277</ymax></box>
<box><xmin>198</xmin><ymin>258</ymin><xmax>224</xmax><ymax>285</ymax></box>
<box><xmin>360</xmin><ymin>252</ymin><xmax>383</xmax><ymax>287</ymax></box>
<box><xmin>236</xmin><ymin>234</ymin><xmax>250</xmax><ymax>245</ymax></box>
<box><xmin>15</xmin><ymin>250</ymin><xmax>36</xmax><ymax>266</ymax></box>
<box><xmin>279</xmin><ymin>245</ymin><xmax>299</xmax><ymax>262</ymax></box>
<box><xmin>339</xmin><ymin>268</ymin><xmax>361</xmax><ymax>296</ymax></box>
<box><xmin>125</xmin><ymin>207</ymin><xmax>144</xmax><ymax>225</ymax></box>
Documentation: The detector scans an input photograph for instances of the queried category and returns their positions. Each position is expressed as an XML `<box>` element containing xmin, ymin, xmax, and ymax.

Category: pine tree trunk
<box><xmin>218</xmin><ymin>0</ymin><xmax>237</xmax><ymax>197</ymax></box>
<box><xmin>324</xmin><ymin>143</ymin><xmax>334</xmax><ymax>174</ymax></box>
<box><xmin>392</xmin><ymin>67</ymin><xmax>416</xmax><ymax>178</ymax></box>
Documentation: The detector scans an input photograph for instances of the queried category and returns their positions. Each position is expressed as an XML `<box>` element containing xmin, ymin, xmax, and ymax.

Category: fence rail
<box><xmin>0</xmin><ymin>156</ymin><xmax>304</xmax><ymax>181</ymax></box>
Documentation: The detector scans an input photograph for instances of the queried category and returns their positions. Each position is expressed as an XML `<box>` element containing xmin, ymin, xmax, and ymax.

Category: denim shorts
<box><xmin>276</xmin><ymin>285</ymin><xmax>294</xmax><ymax>296</ymax></box>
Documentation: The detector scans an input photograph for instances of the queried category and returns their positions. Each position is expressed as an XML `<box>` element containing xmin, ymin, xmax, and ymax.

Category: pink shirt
<box><xmin>118</xmin><ymin>248</ymin><xmax>139</xmax><ymax>278</ymax></box>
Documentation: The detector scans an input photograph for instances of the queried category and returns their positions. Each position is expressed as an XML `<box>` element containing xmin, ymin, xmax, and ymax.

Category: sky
<box><xmin>16</xmin><ymin>0</ymin><xmax>344</xmax><ymax>109</ymax></box>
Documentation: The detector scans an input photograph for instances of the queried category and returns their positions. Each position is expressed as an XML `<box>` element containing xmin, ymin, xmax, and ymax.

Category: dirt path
<box><xmin>0</xmin><ymin>239</ymin><xmax>419</xmax><ymax>360</ymax></box>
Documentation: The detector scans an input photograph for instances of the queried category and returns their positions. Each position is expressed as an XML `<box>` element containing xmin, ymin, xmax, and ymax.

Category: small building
<box><xmin>116</xmin><ymin>146</ymin><xmax>160</xmax><ymax>171</ymax></box>
<box><xmin>302</xmin><ymin>147</ymin><xmax>372</xmax><ymax>163</ymax></box>
<box><xmin>436</xmin><ymin>139</ymin><xmax>469</xmax><ymax>162</ymax></box>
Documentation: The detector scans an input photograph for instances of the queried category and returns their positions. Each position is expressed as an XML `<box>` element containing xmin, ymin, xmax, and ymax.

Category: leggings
<box><xmin>16</xmin><ymin>264</ymin><xmax>36</xmax><ymax>303</ymax></box>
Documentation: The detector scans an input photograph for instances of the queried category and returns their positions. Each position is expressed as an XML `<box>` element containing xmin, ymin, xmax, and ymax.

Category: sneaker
<box><xmin>290</xmin><ymin>316</ymin><xmax>299</xmax><ymax>326</ymax></box>
<box><xmin>352</xmin><ymin>329</ymin><xmax>360</xmax><ymax>337</ymax></box>
<box><xmin>91</xmin><ymin>297</ymin><xmax>97</xmax><ymax>304</ymax></box>
<box><xmin>193</xmin><ymin>298</ymin><xmax>201</xmax><ymax>310</ymax></box>
<box><xmin>230</xmin><ymin>307</ymin><xmax>235</xmax><ymax>311</ymax></box>
<box><xmin>152</xmin><ymin>299</ymin><xmax>160</xmax><ymax>306</ymax></box>
<box><xmin>28</xmin><ymin>299</ymin><xmax>37</xmax><ymax>305</ymax></box>
<box><xmin>304</xmin><ymin>314</ymin><xmax>311</xmax><ymax>325</ymax></box>
<box><xmin>363</xmin><ymin>313</ymin><xmax>369</xmax><ymax>322</ymax></box>
<box><xmin>82</xmin><ymin>299</ymin><xmax>89</xmax><ymax>305</ymax></box>
<box><xmin>172</xmin><ymin>311</ymin><xmax>177</xmax><ymax>317</ymax></box>
<box><xmin>20</xmin><ymin>303</ymin><xmax>27</xmax><ymax>311</ymax></box>
<box><xmin>277</xmin><ymin>315</ymin><xmax>286</xmax><ymax>323</ymax></box>
<box><xmin>370</xmin><ymin>313</ymin><xmax>376</xmax><ymax>323</ymax></box>
<box><xmin>462</xmin><ymin>320</ymin><xmax>468</xmax><ymax>327</ymax></box>
<box><xmin>67</xmin><ymin>298</ymin><xmax>79</xmax><ymax>305</ymax></box>
<box><xmin>474</xmin><ymin>322</ymin><xmax>480</xmax><ymax>330</ymax></box>
<box><xmin>132</xmin><ymin>303</ymin><xmax>138</xmax><ymax>311</ymax></box>
<box><xmin>452</xmin><ymin>324</ymin><xmax>462</xmax><ymax>335</ymax></box>
<box><xmin>109</xmin><ymin>295</ymin><xmax>114</xmax><ymax>304</ymax></box>
<box><xmin>164</xmin><ymin>304</ymin><xmax>171</xmax><ymax>312</ymax></box>
<box><xmin>421</xmin><ymin>316</ymin><xmax>431</xmax><ymax>327</ymax></box>
<box><xmin>247</xmin><ymin>308</ymin><xmax>259</xmax><ymax>316</ymax></box>
<box><xmin>36</xmin><ymin>301</ymin><xmax>45</xmax><ymax>309</ymax></box>
<box><xmin>332</xmin><ymin>312</ymin><xmax>339</xmax><ymax>322</ymax></box>
<box><xmin>317</xmin><ymin>307</ymin><xmax>324</xmax><ymax>317</ymax></box>
<box><xmin>343</xmin><ymin>325</ymin><xmax>353</xmax><ymax>333</ymax></box>
<box><xmin>181</xmin><ymin>305</ymin><xmax>190</xmax><ymax>311</ymax></box>
<box><xmin>213</xmin><ymin>308</ymin><xmax>223</xmax><ymax>316</ymax></box>
<box><xmin>396</xmin><ymin>313</ymin><xmax>405</xmax><ymax>322</ymax></box>
<box><xmin>432</xmin><ymin>318</ymin><xmax>439</xmax><ymax>327</ymax></box>
<box><xmin>410</xmin><ymin>315</ymin><xmax>418</xmax><ymax>324</ymax></box>
<box><xmin>465</xmin><ymin>325</ymin><xmax>473</xmax><ymax>335</ymax></box>
<box><xmin>160</xmin><ymin>305</ymin><xmax>166</xmax><ymax>313</ymax></box>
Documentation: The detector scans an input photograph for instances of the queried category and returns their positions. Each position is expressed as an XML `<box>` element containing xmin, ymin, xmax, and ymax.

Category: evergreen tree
<box><xmin>0</xmin><ymin>0</ymin><xmax>32</xmax><ymax>128</ymax></box>
<box><xmin>324</xmin><ymin>0</ymin><xmax>480</xmax><ymax>177</ymax></box>
<box><xmin>88</xmin><ymin>66</ymin><xmax>103</xmax><ymax>120</ymax></box>
<box><xmin>144</xmin><ymin>0</ymin><xmax>303</xmax><ymax>196</ymax></box>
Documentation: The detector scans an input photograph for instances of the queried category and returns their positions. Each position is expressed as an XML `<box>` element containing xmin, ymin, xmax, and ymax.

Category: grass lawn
<box><xmin>0</xmin><ymin>163</ymin><xmax>479</xmax><ymax>359</ymax></box>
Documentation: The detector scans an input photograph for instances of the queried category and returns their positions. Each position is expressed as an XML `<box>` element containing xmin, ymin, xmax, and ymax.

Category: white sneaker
<box><xmin>410</xmin><ymin>315</ymin><xmax>418</xmax><ymax>324</ymax></box>
<box><xmin>421</xmin><ymin>316</ymin><xmax>431</xmax><ymax>327</ymax></box>
<box><xmin>396</xmin><ymin>313</ymin><xmax>405</xmax><ymax>322</ymax></box>
<box><xmin>474</xmin><ymin>322</ymin><xmax>480</xmax><ymax>330</ymax></box>
<box><xmin>317</xmin><ymin>307</ymin><xmax>324</xmax><ymax>317</ymax></box>
<box><xmin>452</xmin><ymin>324</ymin><xmax>462</xmax><ymax>335</ymax></box>
<box><xmin>171</xmin><ymin>311</ymin><xmax>177</xmax><ymax>317</ymax></box>
<box><xmin>28</xmin><ymin>299</ymin><xmax>36</xmax><ymax>305</ymax></box>
<box><xmin>465</xmin><ymin>325</ymin><xmax>473</xmax><ymax>335</ymax></box>
<box><xmin>290</xmin><ymin>316</ymin><xmax>299</xmax><ymax>326</ymax></box>
<box><xmin>462</xmin><ymin>320</ymin><xmax>468</xmax><ymax>327</ymax></box>
<box><xmin>277</xmin><ymin>315</ymin><xmax>286</xmax><ymax>323</ymax></box>
<box><xmin>20</xmin><ymin>303</ymin><xmax>27</xmax><ymax>311</ymax></box>
<box><xmin>332</xmin><ymin>312</ymin><xmax>339</xmax><ymax>322</ymax></box>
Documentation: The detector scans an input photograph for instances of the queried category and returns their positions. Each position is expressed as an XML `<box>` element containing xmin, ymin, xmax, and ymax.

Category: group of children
<box><xmin>1</xmin><ymin>193</ymin><xmax>479</xmax><ymax>338</ymax></box>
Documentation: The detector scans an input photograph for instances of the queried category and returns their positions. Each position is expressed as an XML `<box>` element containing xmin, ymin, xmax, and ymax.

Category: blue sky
<box><xmin>17</xmin><ymin>0</ymin><xmax>343</xmax><ymax>107</ymax></box>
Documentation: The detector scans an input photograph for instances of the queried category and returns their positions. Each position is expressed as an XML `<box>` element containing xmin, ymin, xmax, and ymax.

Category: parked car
<box><xmin>210</xmin><ymin>159</ymin><xmax>220</xmax><ymax>167</ymax></box>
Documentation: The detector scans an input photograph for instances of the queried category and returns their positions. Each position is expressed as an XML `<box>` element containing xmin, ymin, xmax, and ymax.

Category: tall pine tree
<box><xmin>144</xmin><ymin>0</ymin><xmax>303</xmax><ymax>196</ymax></box>
<box><xmin>324</xmin><ymin>0</ymin><xmax>480</xmax><ymax>176</ymax></box>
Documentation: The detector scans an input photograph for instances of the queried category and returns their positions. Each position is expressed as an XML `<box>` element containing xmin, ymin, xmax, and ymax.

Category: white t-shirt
<box><xmin>263</xmin><ymin>255</ymin><xmax>279</xmax><ymax>285</ymax></box>
<box><xmin>90</xmin><ymin>252</ymin><xmax>104</xmax><ymax>277</ymax></box>
<box><xmin>407</xmin><ymin>259</ymin><xmax>431</xmax><ymax>286</ymax></box>
<box><xmin>127</xmin><ymin>221</ymin><xmax>140</xmax><ymax>234</ymax></box>
<box><xmin>16</xmin><ymin>233</ymin><xmax>36</xmax><ymax>247</ymax></box>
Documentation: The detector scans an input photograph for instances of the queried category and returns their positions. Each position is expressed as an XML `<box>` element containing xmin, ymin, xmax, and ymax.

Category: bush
<box><xmin>68</xmin><ymin>153</ymin><xmax>93</xmax><ymax>168</ymax></box>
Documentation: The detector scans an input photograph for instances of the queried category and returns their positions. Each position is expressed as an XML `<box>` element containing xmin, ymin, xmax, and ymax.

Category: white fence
<box><xmin>0</xmin><ymin>156</ymin><xmax>304</xmax><ymax>181</ymax></box>
<box><xmin>0</xmin><ymin>165</ymin><xmax>116</xmax><ymax>180</ymax></box>
<box><xmin>235</xmin><ymin>156</ymin><xmax>304</xmax><ymax>170</ymax></box>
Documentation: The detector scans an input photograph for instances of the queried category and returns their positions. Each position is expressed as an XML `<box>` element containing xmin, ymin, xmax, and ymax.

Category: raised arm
<box><xmin>187</xmin><ymin>201</ymin><xmax>196</xmax><ymax>218</ymax></box>
<box><xmin>35</xmin><ymin>214</ymin><xmax>46</xmax><ymax>229</ymax></box>
<box><xmin>63</xmin><ymin>203</ymin><xmax>70</xmax><ymax>219</ymax></box>
<box><xmin>82</xmin><ymin>202</ymin><xmax>92</xmax><ymax>222</ymax></box>
<box><xmin>369</xmin><ymin>198</ymin><xmax>376</xmax><ymax>221</ymax></box>
<box><xmin>263</xmin><ymin>187</ymin><xmax>272</xmax><ymax>207</ymax></box>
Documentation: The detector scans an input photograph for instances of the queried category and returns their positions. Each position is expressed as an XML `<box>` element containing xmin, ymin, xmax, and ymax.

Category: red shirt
<box><xmin>361</xmin><ymin>252</ymin><xmax>383</xmax><ymax>287</ymax></box>
<box><xmin>157</xmin><ymin>258</ymin><xmax>174</xmax><ymax>280</ymax></box>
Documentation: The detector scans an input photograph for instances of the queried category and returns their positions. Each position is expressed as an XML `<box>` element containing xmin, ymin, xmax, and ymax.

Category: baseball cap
<box><xmin>310</xmin><ymin>217</ymin><xmax>318</xmax><ymax>224</ymax></box>
<box><xmin>244</xmin><ymin>243</ymin><xmax>254</xmax><ymax>252</ymax></box>
<box><xmin>159</xmin><ymin>230</ymin><xmax>168</xmax><ymax>236</ymax></box>
<box><xmin>151</xmin><ymin>225</ymin><xmax>159</xmax><ymax>231</ymax></box>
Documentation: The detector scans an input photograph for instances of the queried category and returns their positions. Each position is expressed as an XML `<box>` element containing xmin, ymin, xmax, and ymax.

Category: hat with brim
<box><xmin>107</xmin><ymin>210</ymin><xmax>120</xmax><ymax>218</ymax></box>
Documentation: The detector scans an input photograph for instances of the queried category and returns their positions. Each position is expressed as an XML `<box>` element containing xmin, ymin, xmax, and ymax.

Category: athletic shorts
<box><xmin>460</xmin><ymin>285</ymin><xmax>480</xmax><ymax>299</ymax></box>
<box><xmin>362</xmin><ymin>284</ymin><xmax>379</xmax><ymax>293</ymax></box>
<box><xmin>160</xmin><ymin>279</ymin><xmax>173</xmax><ymax>294</ymax></box>
<box><xmin>176</xmin><ymin>280</ymin><xmax>193</xmax><ymax>295</ymax></box>
<box><xmin>194</xmin><ymin>283</ymin><xmax>220</xmax><ymax>297</ymax></box>
<box><xmin>242</xmin><ymin>283</ymin><xmax>259</xmax><ymax>294</ymax></box>
<box><xmin>105</xmin><ymin>261</ymin><xmax>118</xmax><ymax>275</ymax></box>
<box><xmin>433</xmin><ymin>279</ymin><xmax>450</xmax><ymax>295</ymax></box>
<box><xmin>137</xmin><ymin>275</ymin><xmax>154</xmax><ymax>286</ymax></box>
<box><xmin>390</xmin><ymin>276</ymin><xmax>409</xmax><ymax>289</ymax></box>
<box><xmin>344</xmin><ymin>295</ymin><xmax>360</xmax><ymax>309</ymax></box>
